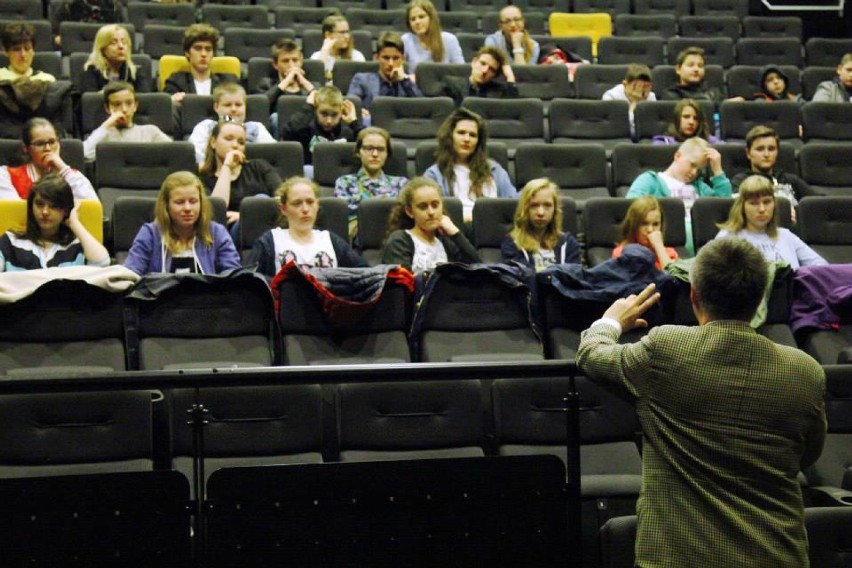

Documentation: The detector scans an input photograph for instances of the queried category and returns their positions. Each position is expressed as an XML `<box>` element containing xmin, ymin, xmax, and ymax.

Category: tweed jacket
<box><xmin>577</xmin><ymin>320</ymin><xmax>826</xmax><ymax>568</ymax></box>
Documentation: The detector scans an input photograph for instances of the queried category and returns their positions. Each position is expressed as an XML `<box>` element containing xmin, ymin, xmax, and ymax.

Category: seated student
<box><xmin>752</xmin><ymin>65</ymin><xmax>801</xmax><ymax>102</ymax></box>
<box><xmin>164</xmin><ymin>24</ymin><xmax>239</xmax><ymax>102</ymax></box>
<box><xmin>0</xmin><ymin>174</ymin><xmax>109</xmax><ymax>272</ymax></box>
<box><xmin>0</xmin><ymin>23</ymin><xmax>55</xmax><ymax>83</ymax></box>
<box><xmin>424</xmin><ymin>108</ymin><xmax>516</xmax><ymax>223</ymax></box>
<box><xmin>310</xmin><ymin>14</ymin><xmax>366</xmax><ymax>80</ymax></box>
<box><xmin>485</xmin><ymin>5</ymin><xmax>540</xmax><ymax>66</ymax></box>
<box><xmin>81</xmin><ymin>24</ymin><xmax>150</xmax><ymax>94</ymax></box>
<box><xmin>256</xmin><ymin>39</ymin><xmax>318</xmax><ymax>137</ymax></box>
<box><xmin>282</xmin><ymin>85</ymin><xmax>361</xmax><ymax>169</ymax></box>
<box><xmin>334</xmin><ymin>127</ymin><xmax>408</xmax><ymax>239</ymax></box>
<box><xmin>602</xmin><ymin>63</ymin><xmax>656</xmax><ymax>135</ymax></box>
<box><xmin>501</xmin><ymin>178</ymin><xmax>580</xmax><ymax>270</ymax></box>
<box><xmin>627</xmin><ymin>137</ymin><xmax>731</xmax><ymax>254</ymax></box>
<box><xmin>402</xmin><ymin>0</ymin><xmax>464</xmax><ymax>74</ymax></box>
<box><xmin>716</xmin><ymin>175</ymin><xmax>827</xmax><ymax>269</ymax></box>
<box><xmin>347</xmin><ymin>31</ymin><xmax>422</xmax><ymax>116</ymax></box>
<box><xmin>382</xmin><ymin>177</ymin><xmax>479</xmax><ymax>273</ymax></box>
<box><xmin>199</xmin><ymin>120</ymin><xmax>282</xmax><ymax>242</ymax></box>
<box><xmin>442</xmin><ymin>46</ymin><xmax>518</xmax><ymax>107</ymax></box>
<box><xmin>124</xmin><ymin>170</ymin><xmax>241</xmax><ymax>275</ymax></box>
<box><xmin>251</xmin><ymin>176</ymin><xmax>365</xmax><ymax>277</ymax></box>
<box><xmin>612</xmin><ymin>196</ymin><xmax>678</xmax><ymax>270</ymax></box>
<box><xmin>83</xmin><ymin>82</ymin><xmax>171</xmax><ymax>160</ymax></box>
<box><xmin>51</xmin><ymin>0</ymin><xmax>122</xmax><ymax>49</ymax></box>
<box><xmin>188</xmin><ymin>82</ymin><xmax>275</xmax><ymax>164</ymax></box>
<box><xmin>812</xmin><ymin>53</ymin><xmax>852</xmax><ymax>102</ymax></box>
<box><xmin>0</xmin><ymin>118</ymin><xmax>97</xmax><ymax>202</ymax></box>
<box><xmin>731</xmin><ymin>125</ymin><xmax>818</xmax><ymax>214</ymax></box>
<box><xmin>663</xmin><ymin>46</ymin><xmax>744</xmax><ymax>103</ymax></box>
<box><xmin>652</xmin><ymin>98</ymin><xmax>720</xmax><ymax>145</ymax></box>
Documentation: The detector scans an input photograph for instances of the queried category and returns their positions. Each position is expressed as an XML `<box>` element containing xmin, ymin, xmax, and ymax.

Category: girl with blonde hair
<box><xmin>502</xmin><ymin>178</ymin><xmax>580</xmax><ymax>270</ymax></box>
<box><xmin>82</xmin><ymin>24</ymin><xmax>150</xmax><ymax>93</ymax></box>
<box><xmin>124</xmin><ymin>171</ymin><xmax>240</xmax><ymax>275</ymax></box>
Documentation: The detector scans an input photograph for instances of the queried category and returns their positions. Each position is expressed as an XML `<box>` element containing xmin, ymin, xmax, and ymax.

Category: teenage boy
<box><xmin>627</xmin><ymin>137</ymin><xmax>731</xmax><ymax>254</ymax></box>
<box><xmin>347</xmin><ymin>32</ymin><xmax>422</xmax><ymax>113</ymax></box>
<box><xmin>812</xmin><ymin>53</ymin><xmax>852</xmax><ymax>102</ymax></box>
<box><xmin>0</xmin><ymin>23</ymin><xmax>55</xmax><ymax>83</ymax></box>
<box><xmin>602</xmin><ymin>63</ymin><xmax>655</xmax><ymax>135</ymax></box>
<box><xmin>442</xmin><ymin>46</ymin><xmax>517</xmax><ymax>107</ymax></box>
<box><xmin>188</xmin><ymin>82</ymin><xmax>275</xmax><ymax>164</ymax></box>
<box><xmin>282</xmin><ymin>85</ymin><xmax>361</xmax><ymax>169</ymax></box>
<box><xmin>164</xmin><ymin>24</ymin><xmax>239</xmax><ymax>103</ymax></box>
<box><xmin>484</xmin><ymin>5</ymin><xmax>540</xmax><ymax>65</ymax></box>
<box><xmin>83</xmin><ymin>82</ymin><xmax>171</xmax><ymax>160</ymax></box>
<box><xmin>731</xmin><ymin>125</ymin><xmax>818</xmax><ymax>211</ymax></box>
<box><xmin>663</xmin><ymin>47</ymin><xmax>744</xmax><ymax>103</ymax></box>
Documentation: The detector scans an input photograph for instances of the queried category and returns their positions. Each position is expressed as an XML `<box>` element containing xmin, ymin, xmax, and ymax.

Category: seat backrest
<box><xmin>574</xmin><ymin>64</ymin><xmax>629</xmax><ymax>100</ymax></box>
<box><xmin>141</xmin><ymin>24</ymin><xmax>184</xmax><ymax>60</ymax></box>
<box><xmin>735</xmin><ymin>37</ymin><xmax>803</xmax><ymax>68</ymax></box>
<box><xmin>337</xmin><ymin>380</ymin><xmax>485</xmax><ymax>460</ymax></box>
<box><xmin>799</xmin><ymin>145</ymin><xmax>852</xmax><ymax>196</ymax></box>
<box><xmin>455</xmin><ymin>32</ymin><xmax>488</xmax><ymax>61</ymax></box>
<box><xmin>632</xmin><ymin>0</ymin><xmax>689</xmax><ymax>15</ymax></box>
<box><xmin>549</xmin><ymin>99</ymin><xmax>631</xmax><ymax>143</ymax></box>
<box><xmin>715</xmin><ymin>141</ymin><xmax>797</xmax><ymax>179</ymax></box>
<box><xmin>239</xmin><ymin>196</ymin><xmax>350</xmax><ymax>256</ymax></box>
<box><xmin>802</xmin><ymin>66</ymin><xmax>837</xmax><ymax>101</ymax></box>
<box><xmin>459</xmin><ymin>97</ymin><xmax>544</xmax><ymax>143</ymax></box>
<box><xmin>0</xmin><ymin>279</ymin><xmax>127</xmax><ymax>374</ymax></box>
<box><xmin>224</xmin><ymin>28</ymin><xmax>295</xmax><ymax>64</ymax></box>
<box><xmin>805</xmin><ymin>507</ymin><xmax>852</xmax><ymax>568</ymax></box>
<box><xmin>437</xmin><ymin>10</ymin><xmax>479</xmax><ymax>34</ymax></box>
<box><xmin>599</xmin><ymin>516</ymin><xmax>638</xmax><ymax>568</ymax></box>
<box><xmin>572</xmin><ymin>0</ymin><xmax>630</xmax><ymax>15</ymax></box>
<box><xmin>0</xmin><ymin>391</ymin><xmax>154</xmax><ymax>478</ymax></box>
<box><xmin>356</xmin><ymin>198</ymin><xmax>396</xmax><ymax>266</ymax></box>
<box><xmin>199</xmin><ymin>4</ymin><xmax>268</xmax><ymax>32</ymax></box>
<box><xmin>0</xmin><ymin>198</ymin><xmax>102</xmax><ymax>243</ymax></box>
<box><xmin>159</xmin><ymin>55</ymin><xmax>241</xmax><ymax>91</ymax></box>
<box><xmin>128</xmin><ymin>2</ymin><xmax>195</xmax><ymax>31</ymax></box>
<box><xmin>514</xmin><ymin>142</ymin><xmax>608</xmax><ymax>193</ymax></box>
<box><xmin>797</xmin><ymin>196</ymin><xmax>852</xmax><ymax>263</ymax></box>
<box><xmin>513</xmin><ymin>64</ymin><xmax>574</xmax><ymax>101</ymax></box>
<box><xmin>596</xmin><ymin>36</ymin><xmax>665</xmax><ymax>67</ymax></box>
<box><xmin>130</xmin><ymin>272</ymin><xmax>278</xmax><ymax>370</ymax></box>
<box><xmin>692</xmin><ymin>0</ymin><xmax>748</xmax><ymax>18</ymax></box>
<box><xmin>719</xmin><ymin>100</ymin><xmax>801</xmax><ymax>143</ymax></box>
<box><xmin>414</xmin><ymin>62</ymin><xmax>470</xmax><ymax>97</ymax></box>
<box><xmin>414</xmin><ymin>263</ymin><xmax>544</xmax><ymax>362</ymax></box>
<box><xmin>331</xmin><ymin>60</ymin><xmax>379</xmax><ymax>95</ymax></box>
<box><xmin>531</xmin><ymin>34</ymin><xmax>594</xmax><ymax>63</ymax></box>
<box><xmin>371</xmin><ymin>96</ymin><xmax>455</xmax><ymax>142</ymax></box>
<box><xmin>610</xmin><ymin>143</ymin><xmax>677</xmax><ymax>196</ymax></box>
<box><xmin>802</xmin><ymin>102</ymin><xmax>852</xmax><ymax>143</ymax></box>
<box><xmin>633</xmin><ymin>99</ymin><xmax>716</xmax><ymax>143</ymax></box>
<box><xmin>801</xmin><ymin>365</ymin><xmax>852</xmax><ymax>490</ymax></box>
<box><xmin>345</xmin><ymin>8</ymin><xmax>407</xmax><ymax>35</ymax></box>
<box><xmin>59</xmin><ymin>22</ymin><xmax>135</xmax><ymax>56</ymax></box>
<box><xmin>547</xmin><ymin>12</ymin><xmax>612</xmax><ymax>58</ymax></box>
<box><xmin>273</xmin><ymin>6</ymin><xmax>340</xmax><ymax>35</ymax></box>
<box><xmin>678</xmin><ymin>15</ymin><xmax>741</xmax><ymax>41</ymax></box>
<box><xmin>613</xmin><ymin>14</ymin><xmax>677</xmax><ymax>39</ymax></box>
<box><xmin>741</xmin><ymin>16</ymin><xmax>802</xmax><ymax>40</ymax></box>
<box><xmin>805</xmin><ymin>37</ymin><xmax>852</xmax><ymax>67</ymax></box>
<box><xmin>0</xmin><ymin>0</ymin><xmax>42</xmax><ymax>19</ymax></box>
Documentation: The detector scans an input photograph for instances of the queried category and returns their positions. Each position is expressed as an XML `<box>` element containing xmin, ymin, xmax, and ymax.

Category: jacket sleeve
<box><xmin>500</xmin><ymin>235</ymin><xmax>529</xmax><ymax>265</ymax></box>
<box><xmin>133</xmin><ymin>63</ymin><xmax>152</xmax><ymax>93</ymax></box>
<box><xmin>163</xmin><ymin>73</ymin><xmax>186</xmax><ymax>95</ymax></box>
<box><xmin>811</xmin><ymin>81</ymin><xmax>839</xmax><ymax>103</ymax></box>
<box><xmin>558</xmin><ymin>232</ymin><xmax>582</xmax><ymax>264</ymax></box>
<box><xmin>249</xmin><ymin>230</ymin><xmax>276</xmax><ymax>277</ymax></box>
<box><xmin>63</xmin><ymin>168</ymin><xmax>98</xmax><ymax>201</ymax></box>
<box><xmin>423</xmin><ymin>165</ymin><xmax>450</xmax><ymax>196</ymax></box>
<box><xmin>626</xmin><ymin>171</ymin><xmax>659</xmax><ymax>198</ymax></box>
<box><xmin>212</xmin><ymin>223</ymin><xmax>242</xmax><ymax>273</ymax></box>
<box><xmin>81</xmin><ymin>67</ymin><xmax>102</xmax><ymax>94</ymax></box>
<box><xmin>444</xmin><ymin>232</ymin><xmax>480</xmax><ymax>264</ymax></box>
<box><xmin>382</xmin><ymin>230</ymin><xmax>415</xmax><ymax>271</ymax></box>
<box><xmin>700</xmin><ymin>173</ymin><xmax>732</xmax><ymax>197</ymax></box>
<box><xmin>331</xmin><ymin>232</ymin><xmax>367</xmax><ymax>267</ymax></box>
<box><xmin>492</xmin><ymin>162</ymin><xmax>517</xmax><ymax>197</ymax></box>
<box><xmin>123</xmin><ymin>223</ymin><xmax>157</xmax><ymax>275</ymax></box>
<box><xmin>443</xmin><ymin>33</ymin><xmax>465</xmax><ymax>64</ymax></box>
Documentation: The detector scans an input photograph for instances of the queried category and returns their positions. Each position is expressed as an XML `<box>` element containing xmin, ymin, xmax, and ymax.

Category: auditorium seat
<box><xmin>799</xmin><ymin>146</ymin><xmax>852</xmax><ymax>198</ymax></box>
<box><xmin>337</xmin><ymin>380</ymin><xmax>485</xmax><ymax>461</ymax></box>
<box><xmin>370</xmin><ymin>97</ymin><xmax>454</xmax><ymax>159</ymax></box>
<box><xmin>678</xmin><ymin>15</ymin><xmax>741</xmax><ymax>41</ymax></box>
<box><xmin>612</xmin><ymin>14</ymin><xmax>676</xmax><ymax>39</ymax></box>
<box><xmin>802</xmin><ymin>102</ymin><xmax>852</xmax><ymax>143</ymax></box>
<box><xmin>460</xmin><ymin>97</ymin><xmax>545</xmax><ymax>157</ymax></box>
<box><xmin>549</xmin><ymin>99</ymin><xmax>632</xmax><ymax>153</ymax></box>
<box><xmin>741</xmin><ymin>16</ymin><xmax>802</xmax><ymax>41</ymax></box>
<box><xmin>514</xmin><ymin>143</ymin><xmax>610</xmax><ymax>203</ymax></box>
<box><xmin>718</xmin><ymin>100</ymin><xmax>801</xmax><ymax>148</ymax></box>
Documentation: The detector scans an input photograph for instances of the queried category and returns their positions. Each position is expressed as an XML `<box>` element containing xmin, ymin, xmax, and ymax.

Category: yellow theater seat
<box><xmin>0</xmin><ymin>199</ymin><xmax>104</xmax><ymax>244</ymax></box>
<box><xmin>158</xmin><ymin>55</ymin><xmax>242</xmax><ymax>91</ymax></box>
<box><xmin>548</xmin><ymin>12</ymin><xmax>612</xmax><ymax>58</ymax></box>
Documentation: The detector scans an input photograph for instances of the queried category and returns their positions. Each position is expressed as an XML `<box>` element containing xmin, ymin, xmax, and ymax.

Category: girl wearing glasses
<box><xmin>310</xmin><ymin>14</ymin><xmax>365</xmax><ymax>77</ymax></box>
<box><xmin>0</xmin><ymin>118</ymin><xmax>97</xmax><ymax>202</ymax></box>
<box><xmin>0</xmin><ymin>173</ymin><xmax>108</xmax><ymax>272</ymax></box>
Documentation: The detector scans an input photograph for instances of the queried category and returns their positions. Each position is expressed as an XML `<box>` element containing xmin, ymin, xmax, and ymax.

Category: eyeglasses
<box><xmin>500</xmin><ymin>16</ymin><xmax>524</xmax><ymax>24</ymax></box>
<box><xmin>332</xmin><ymin>29</ymin><xmax>351</xmax><ymax>35</ymax></box>
<box><xmin>29</xmin><ymin>138</ymin><xmax>59</xmax><ymax>149</ymax></box>
<box><xmin>361</xmin><ymin>146</ymin><xmax>387</xmax><ymax>154</ymax></box>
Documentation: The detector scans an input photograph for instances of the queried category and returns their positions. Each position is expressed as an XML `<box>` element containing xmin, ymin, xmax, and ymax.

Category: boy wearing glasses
<box><xmin>484</xmin><ymin>6</ymin><xmax>539</xmax><ymax>65</ymax></box>
<box><xmin>334</xmin><ymin>127</ymin><xmax>408</xmax><ymax>238</ymax></box>
<box><xmin>83</xmin><ymin>82</ymin><xmax>171</xmax><ymax>160</ymax></box>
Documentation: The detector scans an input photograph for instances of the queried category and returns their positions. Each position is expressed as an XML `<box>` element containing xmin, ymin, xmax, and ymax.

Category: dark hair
<box><xmin>435</xmin><ymin>108</ymin><xmax>492</xmax><ymax>198</ymax></box>
<box><xmin>376</xmin><ymin>31</ymin><xmax>405</xmax><ymax>55</ymax></box>
<box><xmin>103</xmin><ymin>81</ymin><xmax>136</xmax><ymax>106</ymax></box>
<box><xmin>473</xmin><ymin>45</ymin><xmax>508</xmax><ymax>71</ymax></box>
<box><xmin>182</xmin><ymin>23</ymin><xmax>219</xmax><ymax>54</ymax></box>
<box><xmin>675</xmin><ymin>46</ymin><xmax>705</xmax><ymax>67</ymax></box>
<box><xmin>690</xmin><ymin>237</ymin><xmax>769</xmax><ymax>321</ymax></box>
<box><xmin>271</xmin><ymin>38</ymin><xmax>301</xmax><ymax>59</ymax></box>
<box><xmin>21</xmin><ymin>174</ymin><xmax>75</xmax><ymax>246</ymax></box>
<box><xmin>1</xmin><ymin>22</ymin><xmax>36</xmax><ymax>51</ymax></box>
<box><xmin>666</xmin><ymin>98</ymin><xmax>713</xmax><ymax>142</ymax></box>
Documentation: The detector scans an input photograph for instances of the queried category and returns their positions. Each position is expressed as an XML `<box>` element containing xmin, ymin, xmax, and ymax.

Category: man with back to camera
<box><xmin>577</xmin><ymin>237</ymin><xmax>826</xmax><ymax>567</ymax></box>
